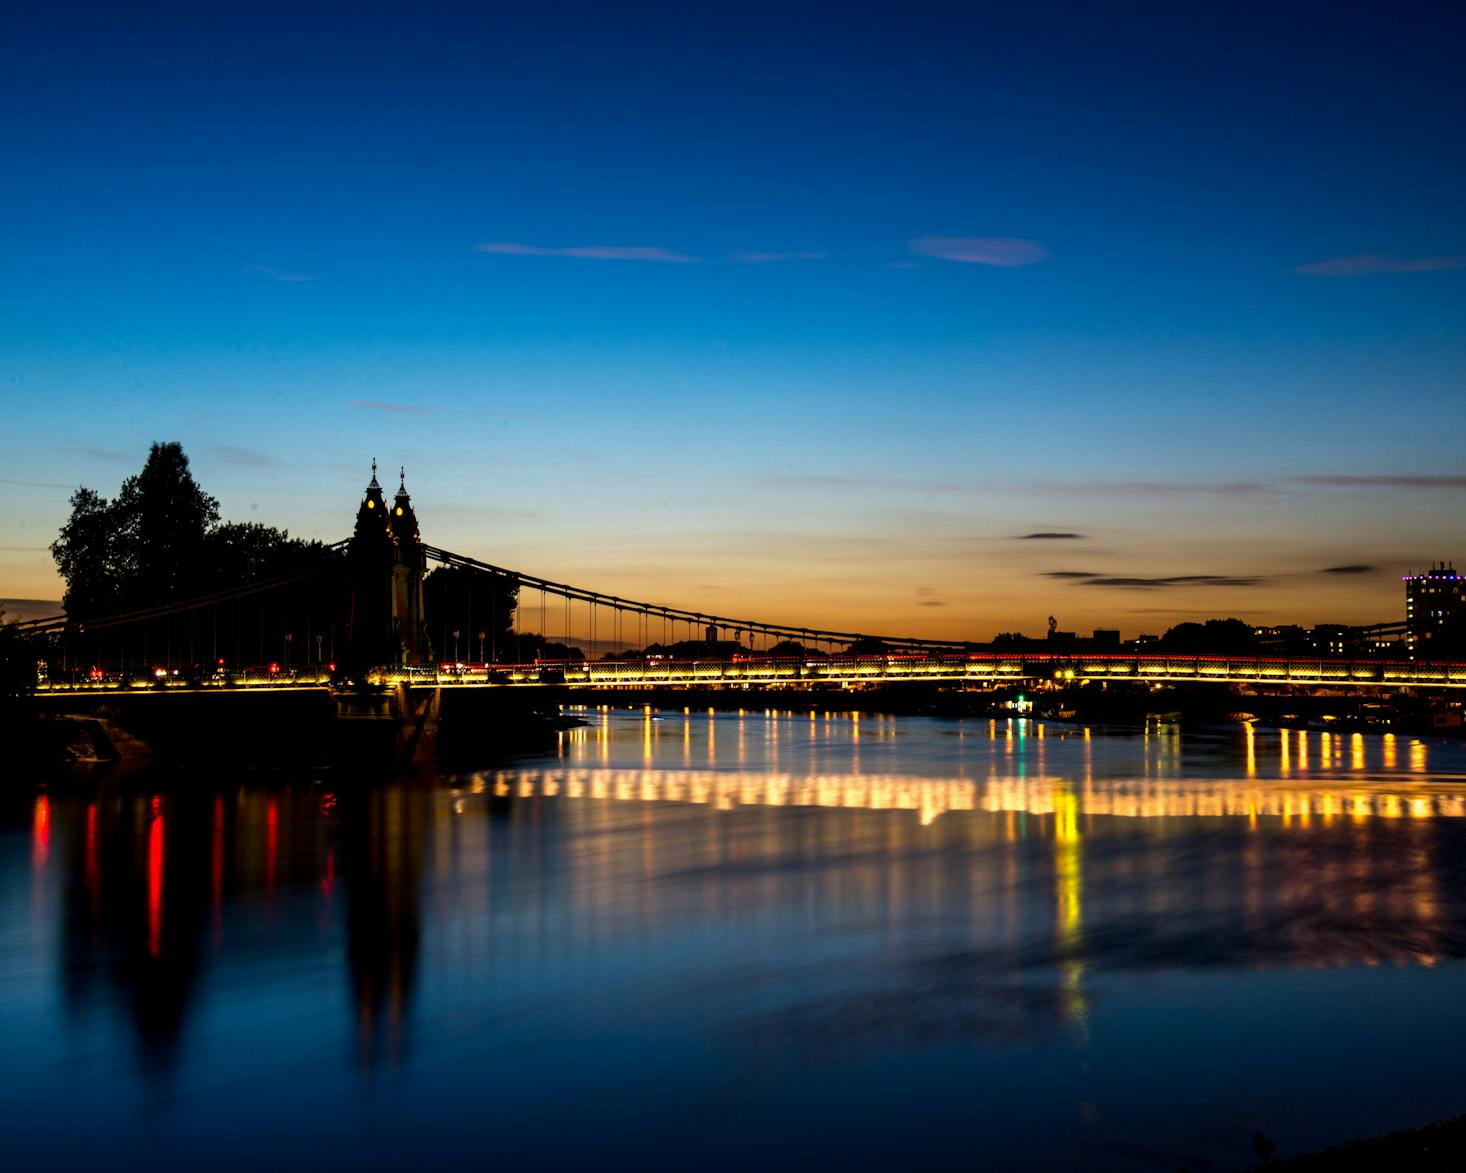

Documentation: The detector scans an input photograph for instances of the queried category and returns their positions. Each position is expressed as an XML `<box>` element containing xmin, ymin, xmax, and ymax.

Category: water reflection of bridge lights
<box><xmin>460</xmin><ymin>766</ymin><xmax>1466</xmax><ymax>826</ymax></box>
<box><xmin>1051</xmin><ymin>783</ymin><xmax>1087</xmax><ymax>1034</ymax></box>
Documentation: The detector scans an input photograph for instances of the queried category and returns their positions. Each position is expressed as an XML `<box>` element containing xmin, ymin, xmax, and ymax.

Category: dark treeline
<box><xmin>41</xmin><ymin>443</ymin><xmax>527</xmax><ymax>676</ymax></box>
<box><xmin>47</xmin><ymin>443</ymin><xmax>347</xmax><ymax>676</ymax></box>
<box><xmin>51</xmin><ymin>442</ymin><xmax>336</xmax><ymax>617</ymax></box>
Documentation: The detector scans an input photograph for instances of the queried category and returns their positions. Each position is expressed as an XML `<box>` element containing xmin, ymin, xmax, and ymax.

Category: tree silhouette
<box><xmin>51</xmin><ymin>442</ymin><xmax>328</xmax><ymax>619</ymax></box>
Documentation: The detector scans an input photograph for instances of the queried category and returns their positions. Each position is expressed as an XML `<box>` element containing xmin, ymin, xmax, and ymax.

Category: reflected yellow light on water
<box><xmin>1279</xmin><ymin>729</ymin><xmax>1290</xmax><ymax>774</ymax></box>
<box><xmin>1411</xmin><ymin>741</ymin><xmax>1428</xmax><ymax>773</ymax></box>
<box><xmin>1051</xmin><ymin>783</ymin><xmax>1087</xmax><ymax>1036</ymax></box>
<box><xmin>1383</xmin><ymin>734</ymin><xmax>1397</xmax><ymax>769</ymax></box>
<box><xmin>1297</xmin><ymin>730</ymin><xmax>1308</xmax><ymax>770</ymax></box>
<box><xmin>1351</xmin><ymin>733</ymin><xmax>1365</xmax><ymax>771</ymax></box>
<box><xmin>1245</xmin><ymin>723</ymin><xmax>1256</xmax><ymax>778</ymax></box>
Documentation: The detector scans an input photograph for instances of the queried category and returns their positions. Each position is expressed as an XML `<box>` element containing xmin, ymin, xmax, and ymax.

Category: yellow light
<box><xmin>395</xmin><ymin>506</ymin><xmax>403</xmax><ymax>515</ymax></box>
<box><xmin>366</xmin><ymin>499</ymin><xmax>375</xmax><ymax>509</ymax></box>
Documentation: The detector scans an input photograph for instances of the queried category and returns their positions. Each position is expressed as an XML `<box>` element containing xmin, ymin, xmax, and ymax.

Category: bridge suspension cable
<box><xmin>421</xmin><ymin>543</ymin><xmax>972</xmax><ymax>653</ymax></box>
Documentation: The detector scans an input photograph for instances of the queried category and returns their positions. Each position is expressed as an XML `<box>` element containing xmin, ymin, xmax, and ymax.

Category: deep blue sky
<box><xmin>2</xmin><ymin>1</ymin><xmax>1463</xmax><ymax>633</ymax></box>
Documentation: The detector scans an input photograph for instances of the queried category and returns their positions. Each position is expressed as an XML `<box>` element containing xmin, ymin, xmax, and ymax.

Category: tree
<box><xmin>51</xmin><ymin>442</ymin><xmax>328</xmax><ymax>621</ymax></box>
<box><xmin>51</xmin><ymin>486</ymin><xmax>125</xmax><ymax>616</ymax></box>
<box><xmin>203</xmin><ymin>521</ymin><xmax>323</xmax><ymax>585</ymax></box>
<box><xmin>115</xmin><ymin>442</ymin><xmax>219</xmax><ymax>601</ymax></box>
<box><xmin>1160</xmin><ymin>618</ymin><xmax>1257</xmax><ymax>655</ymax></box>
<box><xmin>0</xmin><ymin>605</ymin><xmax>37</xmax><ymax>701</ymax></box>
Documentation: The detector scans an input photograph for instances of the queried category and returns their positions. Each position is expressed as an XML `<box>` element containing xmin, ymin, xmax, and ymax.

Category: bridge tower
<box><xmin>346</xmin><ymin>462</ymin><xmax>433</xmax><ymax>670</ymax></box>
<box><xmin>389</xmin><ymin>467</ymin><xmax>431</xmax><ymax>665</ymax></box>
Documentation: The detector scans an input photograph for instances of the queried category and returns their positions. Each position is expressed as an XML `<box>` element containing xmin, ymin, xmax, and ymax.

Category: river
<box><xmin>6</xmin><ymin>709</ymin><xmax>1466</xmax><ymax>1170</ymax></box>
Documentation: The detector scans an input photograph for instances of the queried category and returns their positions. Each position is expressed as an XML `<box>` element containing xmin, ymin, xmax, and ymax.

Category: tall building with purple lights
<box><xmin>1404</xmin><ymin>562</ymin><xmax>1465</xmax><ymax>659</ymax></box>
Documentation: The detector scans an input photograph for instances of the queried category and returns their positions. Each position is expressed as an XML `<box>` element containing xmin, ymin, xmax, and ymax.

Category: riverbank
<box><xmin>1266</xmin><ymin>1112</ymin><xmax>1466</xmax><ymax>1169</ymax></box>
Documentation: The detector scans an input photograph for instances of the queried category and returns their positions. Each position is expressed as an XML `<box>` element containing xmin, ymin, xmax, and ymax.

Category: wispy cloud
<box><xmin>909</xmin><ymin>236</ymin><xmax>1048</xmax><ymax>267</ymax></box>
<box><xmin>1320</xmin><ymin>564</ymin><xmax>1375</xmax><ymax>575</ymax></box>
<box><xmin>242</xmin><ymin>264</ymin><xmax>314</xmax><ymax>282</ymax></box>
<box><xmin>760</xmin><ymin>473</ymin><xmax>967</xmax><ymax>493</ymax></box>
<box><xmin>1047</xmin><ymin>571</ymin><xmax>1265</xmax><ymax>588</ymax></box>
<box><xmin>64</xmin><ymin>442</ymin><xmax>130</xmax><ymax>463</ymax></box>
<box><xmin>211</xmin><ymin>444</ymin><xmax>285</xmax><ymax>468</ymax></box>
<box><xmin>728</xmin><ymin>250</ymin><xmax>827</xmax><ymax>264</ymax></box>
<box><xmin>1019</xmin><ymin>531</ymin><xmax>1083</xmax><ymax>540</ymax></box>
<box><xmin>1293</xmin><ymin>474</ymin><xmax>1466</xmax><ymax>489</ymax></box>
<box><xmin>351</xmin><ymin>400</ymin><xmax>431</xmax><ymax>414</ymax></box>
<box><xmin>476</xmin><ymin>242</ymin><xmax>699</xmax><ymax>263</ymax></box>
<box><xmin>1082</xmin><ymin>575</ymin><xmax>1265</xmax><ymax>589</ymax></box>
<box><xmin>0</xmin><ymin>476</ymin><xmax>71</xmax><ymax>489</ymax></box>
<box><xmin>1291</xmin><ymin>253</ymin><xmax>1466</xmax><ymax>277</ymax></box>
<box><xmin>1033</xmin><ymin>479</ymin><xmax>1274</xmax><ymax>497</ymax></box>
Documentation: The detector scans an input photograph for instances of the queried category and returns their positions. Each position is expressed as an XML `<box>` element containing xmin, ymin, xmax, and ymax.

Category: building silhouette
<box><xmin>1405</xmin><ymin>562</ymin><xmax>1465</xmax><ymax>659</ymax></box>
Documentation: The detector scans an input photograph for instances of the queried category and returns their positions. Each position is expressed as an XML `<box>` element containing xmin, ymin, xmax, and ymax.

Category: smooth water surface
<box><xmin>7</xmin><ymin>711</ymin><xmax>1466</xmax><ymax>1170</ymax></box>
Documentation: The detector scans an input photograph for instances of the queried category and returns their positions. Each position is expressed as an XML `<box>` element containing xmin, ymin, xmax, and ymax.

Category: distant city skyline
<box><xmin>3</xmin><ymin>1</ymin><xmax>1463</xmax><ymax>636</ymax></box>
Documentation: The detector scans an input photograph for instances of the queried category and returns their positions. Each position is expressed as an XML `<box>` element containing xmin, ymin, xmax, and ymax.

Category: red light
<box><xmin>266</xmin><ymin>799</ymin><xmax>278</xmax><ymax>891</ymax></box>
<box><xmin>33</xmin><ymin>795</ymin><xmax>50</xmax><ymax>869</ymax></box>
<box><xmin>268</xmin><ymin>662</ymin><xmax>279</xmax><ymax>674</ymax></box>
<box><xmin>148</xmin><ymin>799</ymin><xmax>164</xmax><ymax>958</ymax></box>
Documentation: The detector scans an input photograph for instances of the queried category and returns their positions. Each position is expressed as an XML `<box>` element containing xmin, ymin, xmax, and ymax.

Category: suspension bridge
<box><xmin>19</xmin><ymin>466</ymin><xmax>1466</xmax><ymax>695</ymax></box>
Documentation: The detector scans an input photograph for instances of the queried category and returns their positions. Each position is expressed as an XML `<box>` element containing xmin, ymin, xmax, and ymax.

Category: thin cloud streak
<box><xmin>476</xmin><ymin>242</ymin><xmax>699</xmax><ymax>263</ymax></box>
<box><xmin>1019</xmin><ymin>532</ymin><xmax>1083</xmax><ymax>540</ymax></box>
<box><xmin>64</xmin><ymin>443</ymin><xmax>130</xmax><ymax>463</ymax></box>
<box><xmin>1294</xmin><ymin>475</ymin><xmax>1466</xmax><ymax>489</ymax></box>
<box><xmin>909</xmin><ymin>236</ymin><xmax>1048</xmax><ymax>267</ymax></box>
<box><xmin>729</xmin><ymin>251</ymin><xmax>827</xmax><ymax>264</ymax></box>
<box><xmin>211</xmin><ymin>445</ymin><xmax>287</xmax><ymax>468</ymax></box>
<box><xmin>759</xmin><ymin>473</ymin><xmax>967</xmax><ymax>493</ymax></box>
<box><xmin>1291</xmin><ymin>253</ymin><xmax>1466</xmax><ymax>276</ymax></box>
<box><xmin>1081</xmin><ymin>575</ymin><xmax>1266</xmax><ymax>589</ymax></box>
<box><xmin>1032</xmin><ymin>479</ymin><xmax>1275</xmax><ymax>497</ymax></box>
<box><xmin>1320</xmin><ymin>564</ymin><xmax>1374</xmax><ymax>575</ymax></box>
<box><xmin>242</xmin><ymin>264</ymin><xmax>313</xmax><ymax>282</ymax></box>
<box><xmin>1046</xmin><ymin>571</ymin><xmax>1266</xmax><ymax>588</ymax></box>
<box><xmin>351</xmin><ymin>400</ymin><xmax>431</xmax><ymax>414</ymax></box>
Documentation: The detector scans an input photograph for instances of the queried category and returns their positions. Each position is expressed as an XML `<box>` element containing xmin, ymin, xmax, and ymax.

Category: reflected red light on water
<box><xmin>322</xmin><ymin>847</ymin><xmax>335</xmax><ymax>900</ymax></box>
<box><xmin>32</xmin><ymin>795</ymin><xmax>50</xmax><ymax>870</ymax></box>
<box><xmin>85</xmin><ymin>803</ymin><xmax>99</xmax><ymax>916</ymax></box>
<box><xmin>266</xmin><ymin>799</ymin><xmax>279</xmax><ymax>891</ymax></box>
<box><xmin>147</xmin><ymin>798</ymin><xmax>164</xmax><ymax>958</ymax></box>
<box><xmin>212</xmin><ymin>795</ymin><xmax>225</xmax><ymax>936</ymax></box>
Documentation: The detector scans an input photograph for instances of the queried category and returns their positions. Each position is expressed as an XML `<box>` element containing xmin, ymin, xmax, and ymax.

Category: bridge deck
<box><xmin>33</xmin><ymin>652</ymin><xmax>1466</xmax><ymax>694</ymax></box>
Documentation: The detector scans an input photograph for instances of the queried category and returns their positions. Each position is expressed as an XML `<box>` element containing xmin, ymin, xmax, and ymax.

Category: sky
<box><xmin>2</xmin><ymin>0</ymin><xmax>1464</xmax><ymax>636</ymax></box>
